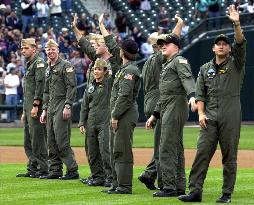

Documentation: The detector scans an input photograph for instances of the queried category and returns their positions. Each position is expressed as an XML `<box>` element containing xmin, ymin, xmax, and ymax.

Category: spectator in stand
<box><xmin>131</xmin><ymin>26</ymin><xmax>144</xmax><ymax>49</ymax></box>
<box><xmin>207</xmin><ymin>0</ymin><xmax>221</xmax><ymax>28</ymax></box>
<box><xmin>4</xmin><ymin>67</ymin><xmax>20</xmax><ymax>122</ymax></box>
<box><xmin>0</xmin><ymin>56</ymin><xmax>5</xmax><ymax>69</ymax></box>
<box><xmin>0</xmin><ymin>7</ymin><xmax>6</xmax><ymax>25</ymax></box>
<box><xmin>15</xmin><ymin>59</ymin><xmax>24</xmax><ymax>103</ymax></box>
<box><xmin>61</xmin><ymin>0</ymin><xmax>72</xmax><ymax>12</ymax></box>
<box><xmin>70</xmin><ymin>51</ymin><xmax>87</xmax><ymax>85</ymax></box>
<box><xmin>194</xmin><ymin>0</ymin><xmax>208</xmax><ymax>19</ymax></box>
<box><xmin>59</xmin><ymin>39</ymin><xmax>71</xmax><ymax>59</ymax></box>
<box><xmin>5</xmin><ymin>11</ymin><xmax>21</xmax><ymax>30</ymax></box>
<box><xmin>6</xmin><ymin>57</ymin><xmax>17</xmax><ymax>73</ymax></box>
<box><xmin>140</xmin><ymin>0</ymin><xmax>151</xmax><ymax>11</ymax></box>
<box><xmin>181</xmin><ymin>22</ymin><xmax>190</xmax><ymax>37</ymax></box>
<box><xmin>6</xmin><ymin>30</ymin><xmax>21</xmax><ymax>54</ymax></box>
<box><xmin>158</xmin><ymin>6</ymin><xmax>170</xmax><ymax>32</ymax></box>
<box><xmin>58</xmin><ymin>27</ymin><xmax>71</xmax><ymax>45</ymax></box>
<box><xmin>28</xmin><ymin>27</ymin><xmax>37</xmax><ymax>39</ymax></box>
<box><xmin>115</xmin><ymin>11</ymin><xmax>127</xmax><ymax>40</ymax></box>
<box><xmin>41</xmin><ymin>27</ymin><xmax>57</xmax><ymax>47</ymax></box>
<box><xmin>0</xmin><ymin>67</ymin><xmax>5</xmax><ymax>105</ymax></box>
<box><xmin>49</xmin><ymin>0</ymin><xmax>62</xmax><ymax>17</ymax></box>
<box><xmin>0</xmin><ymin>33</ymin><xmax>8</xmax><ymax>58</ymax></box>
<box><xmin>103</xmin><ymin>12</ymin><xmax>112</xmax><ymax>30</ymax></box>
<box><xmin>140</xmin><ymin>36</ymin><xmax>154</xmax><ymax>58</ymax></box>
<box><xmin>37</xmin><ymin>44</ymin><xmax>46</xmax><ymax>59</ymax></box>
<box><xmin>36</xmin><ymin>0</ymin><xmax>49</xmax><ymax>25</ymax></box>
<box><xmin>128</xmin><ymin>0</ymin><xmax>141</xmax><ymax>11</ymax></box>
<box><xmin>239</xmin><ymin>0</ymin><xmax>254</xmax><ymax>13</ymax></box>
<box><xmin>92</xmin><ymin>14</ymin><xmax>99</xmax><ymax>31</ymax></box>
<box><xmin>79</xmin><ymin>13</ymin><xmax>93</xmax><ymax>35</ymax></box>
<box><xmin>21</xmin><ymin>0</ymin><xmax>35</xmax><ymax>34</ymax></box>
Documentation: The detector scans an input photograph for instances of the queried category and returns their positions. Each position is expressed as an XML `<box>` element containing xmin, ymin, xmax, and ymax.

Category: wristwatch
<box><xmin>64</xmin><ymin>104</ymin><xmax>71</xmax><ymax>109</ymax></box>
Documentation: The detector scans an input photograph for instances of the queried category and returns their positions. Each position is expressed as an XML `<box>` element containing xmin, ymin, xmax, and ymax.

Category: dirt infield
<box><xmin>0</xmin><ymin>146</ymin><xmax>253</xmax><ymax>168</ymax></box>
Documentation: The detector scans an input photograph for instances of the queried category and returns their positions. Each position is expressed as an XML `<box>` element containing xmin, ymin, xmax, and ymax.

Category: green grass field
<box><xmin>0</xmin><ymin>126</ymin><xmax>254</xmax><ymax>149</ymax></box>
<box><xmin>1</xmin><ymin>164</ymin><xmax>254</xmax><ymax>205</ymax></box>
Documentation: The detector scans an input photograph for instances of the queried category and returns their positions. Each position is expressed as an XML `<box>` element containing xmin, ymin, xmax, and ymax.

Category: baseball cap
<box><xmin>157</xmin><ymin>33</ymin><xmax>181</xmax><ymax>48</ymax></box>
<box><xmin>214</xmin><ymin>34</ymin><xmax>230</xmax><ymax>45</ymax></box>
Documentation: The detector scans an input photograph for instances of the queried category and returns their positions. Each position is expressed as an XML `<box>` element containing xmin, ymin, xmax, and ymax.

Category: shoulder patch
<box><xmin>37</xmin><ymin>63</ymin><xmax>45</xmax><ymax>68</ymax></box>
<box><xmin>66</xmin><ymin>67</ymin><xmax>74</xmax><ymax>73</ymax></box>
<box><xmin>124</xmin><ymin>73</ymin><xmax>133</xmax><ymax>80</ymax></box>
<box><xmin>179</xmin><ymin>59</ymin><xmax>188</xmax><ymax>64</ymax></box>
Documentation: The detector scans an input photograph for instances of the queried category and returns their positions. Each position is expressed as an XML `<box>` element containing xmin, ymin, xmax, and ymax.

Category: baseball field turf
<box><xmin>1</xmin><ymin>126</ymin><xmax>254</xmax><ymax>204</ymax></box>
<box><xmin>0</xmin><ymin>125</ymin><xmax>254</xmax><ymax>149</ymax></box>
<box><xmin>0</xmin><ymin>165</ymin><xmax>254</xmax><ymax>205</ymax></box>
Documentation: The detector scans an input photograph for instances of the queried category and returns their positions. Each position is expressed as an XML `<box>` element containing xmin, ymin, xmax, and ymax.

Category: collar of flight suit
<box><xmin>49</xmin><ymin>57</ymin><xmax>62</xmax><ymax>68</ymax></box>
<box><xmin>211</xmin><ymin>56</ymin><xmax>230</xmax><ymax>72</ymax></box>
<box><xmin>26</xmin><ymin>53</ymin><xmax>39</xmax><ymax>68</ymax></box>
<box><xmin>120</xmin><ymin>60</ymin><xmax>135</xmax><ymax>71</ymax></box>
<box><xmin>163</xmin><ymin>53</ymin><xmax>179</xmax><ymax>66</ymax></box>
<box><xmin>92</xmin><ymin>77</ymin><xmax>107</xmax><ymax>86</ymax></box>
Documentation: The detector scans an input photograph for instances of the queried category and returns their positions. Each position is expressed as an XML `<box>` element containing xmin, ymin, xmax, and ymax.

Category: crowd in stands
<box><xmin>0</xmin><ymin>0</ymin><xmax>253</xmax><ymax>122</ymax></box>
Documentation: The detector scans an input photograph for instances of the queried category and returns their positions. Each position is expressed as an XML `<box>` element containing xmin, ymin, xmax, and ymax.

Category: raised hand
<box><xmin>228</xmin><ymin>4</ymin><xmax>240</xmax><ymax>23</ymax></box>
<box><xmin>175</xmin><ymin>14</ymin><xmax>183</xmax><ymax>25</ymax></box>
<box><xmin>99</xmin><ymin>13</ymin><xmax>104</xmax><ymax>25</ymax></box>
<box><xmin>71</xmin><ymin>13</ymin><xmax>78</xmax><ymax>29</ymax></box>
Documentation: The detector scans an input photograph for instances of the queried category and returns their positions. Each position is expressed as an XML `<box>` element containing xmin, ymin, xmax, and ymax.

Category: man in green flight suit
<box><xmin>179</xmin><ymin>5</ymin><xmax>246</xmax><ymax>203</ymax></box>
<box><xmin>40</xmin><ymin>39</ymin><xmax>79</xmax><ymax>180</ymax></box>
<box><xmin>139</xmin><ymin>16</ymin><xmax>185</xmax><ymax>190</ymax></box>
<box><xmin>98</xmin><ymin>14</ymin><xmax>141</xmax><ymax>194</ymax></box>
<box><xmin>138</xmin><ymin>32</ymin><xmax>163</xmax><ymax>190</ymax></box>
<box><xmin>16</xmin><ymin>38</ymin><xmax>48</xmax><ymax>178</ymax></box>
<box><xmin>72</xmin><ymin>15</ymin><xmax>115</xmax><ymax>186</ymax></box>
<box><xmin>146</xmin><ymin>33</ymin><xmax>197</xmax><ymax>197</ymax></box>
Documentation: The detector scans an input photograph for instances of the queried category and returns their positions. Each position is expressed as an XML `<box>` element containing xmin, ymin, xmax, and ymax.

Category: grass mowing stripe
<box><xmin>0</xmin><ymin>126</ymin><xmax>254</xmax><ymax>149</ymax></box>
<box><xmin>1</xmin><ymin>164</ymin><xmax>254</xmax><ymax>205</ymax></box>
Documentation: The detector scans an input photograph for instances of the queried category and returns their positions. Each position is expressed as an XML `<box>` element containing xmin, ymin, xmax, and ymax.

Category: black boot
<box><xmin>216</xmin><ymin>194</ymin><xmax>231</xmax><ymax>203</ymax></box>
<box><xmin>59</xmin><ymin>171</ymin><xmax>79</xmax><ymax>180</ymax></box>
<box><xmin>138</xmin><ymin>175</ymin><xmax>156</xmax><ymax>190</ymax></box>
<box><xmin>153</xmin><ymin>189</ymin><xmax>177</xmax><ymax>197</ymax></box>
<box><xmin>178</xmin><ymin>192</ymin><xmax>202</xmax><ymax>202</ymax></box>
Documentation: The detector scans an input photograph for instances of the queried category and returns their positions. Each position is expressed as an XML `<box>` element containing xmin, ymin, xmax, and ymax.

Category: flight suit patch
<box><xmin>66</xmin><ymin>67</ymin><xmax>74</xmax><ymax>73</ymax></box>
<box><xmin>124</xmin><ymin>74</ymin><xmax>133</xmax><ymax>80</ymax></box>
<box><xmin>88</xmin><ymin>85</ymin><xmax>95</xmax><ymax>93</ymax></box>
<box><xmin>179</xmin><ymin>59</ymin><xmax>188</xmax><ymax>64</ymax></box>
<box><xmin>207</xmin><ymin>68</ymin><xmax>216</xmax><ymax>79</ymax></box>
<box><xmin>52</xmin><ymin>69</ymin><xmax>58</xmax><ymax>74</ymax></box>
<box><xmin>218</xmin><ymin>68</ymin><xmax>228</xmax><ymax>74</ymax></box>
<box><xmin>37</xmin><ymin>63</ymin><xmax>44</xmax><ymax>68</ymax></box>
<box><xmin>45</xmin><ymin>69</ymin><xmax>50</xmax><ymax>77</ymax></box>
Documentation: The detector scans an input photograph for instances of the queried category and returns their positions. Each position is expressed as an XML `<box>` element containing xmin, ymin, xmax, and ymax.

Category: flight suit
<box><xmin>140</xmin><ymin>51</ymin><xmax>164</xmax><ymax>188</ymax></box>
<box><xmin>79</xmin><ymin>77</ymin><xmax>113</xmax><ymax>183</ymax></box>
<box><xmin>43</xmin><ymin>57</ymin><xmax>78</xmax><ymax>175</ymax></box>
<box><xmin>23</xmin><ymin>54</ymin><xmax>48</xmax><ymax>174</ymax></box>
<box><xmin>78</xmin><ymin>37</ymin><xmax>119</xmax><ymax>182</ymax></box>
<box><xmin>154</xmin><ymin>54</ymin><xmax>195</xmax><ymax>193</ymax></box>
<box><xmin>188</xmin><ymin>39</ymin><xmax>247</xmax><ymax>195</ymax></box>
<box><xmin>105</xmin><ymin>34</ymin><xmax>141</xmax><ymax>193</ymax></box>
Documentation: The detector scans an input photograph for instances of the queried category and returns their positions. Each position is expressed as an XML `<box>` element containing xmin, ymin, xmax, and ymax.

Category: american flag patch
<box><xmin>124</xmin><ymin>74</ymin><xmax>133</xmax><ymax>80</ymax></box>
